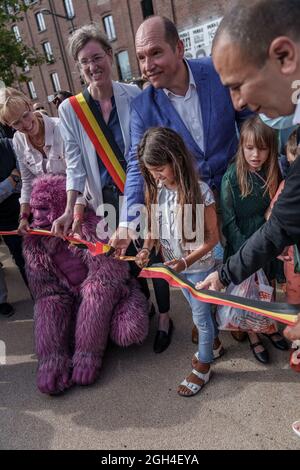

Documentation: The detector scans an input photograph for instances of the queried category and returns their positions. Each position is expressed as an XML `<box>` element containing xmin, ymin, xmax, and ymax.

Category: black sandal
<box><xmin>263</xmin><ymin>332</ymin><xmax>288</xmax><ymax>351</ymax></box>
<box><xmin>248</xmin><ymin>338</ymin><xmax>269</xmax><ymax>364</ymax></box>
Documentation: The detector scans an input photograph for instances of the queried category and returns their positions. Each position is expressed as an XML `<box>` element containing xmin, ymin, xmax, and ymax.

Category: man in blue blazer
<box><xmin>111</xmin><ymin>16</ymin><xmax>252</xmax><ymax>354</ymax></box>
<box><xmin>115</xmin><ymin>16</ymin><xmax>251</xmax><ymax>237</ymax></box>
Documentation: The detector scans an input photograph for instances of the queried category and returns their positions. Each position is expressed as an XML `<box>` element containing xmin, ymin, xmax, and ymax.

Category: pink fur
<box><xmin>23</xmin><ymin>175</ymin><xmax>148</xmax><ymax>394</ymax></box>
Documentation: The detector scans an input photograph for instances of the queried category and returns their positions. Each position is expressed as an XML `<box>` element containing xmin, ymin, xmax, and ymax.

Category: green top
<box><xmin>220</xmin><ymin>162</ymin><xmax>271</xmax><ymax>261</ymax></box>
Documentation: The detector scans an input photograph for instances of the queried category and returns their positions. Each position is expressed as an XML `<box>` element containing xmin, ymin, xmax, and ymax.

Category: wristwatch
<box><xmin>11</xmin><ymin>174</ymin><xmax>21</xmax><ymax>184</ymax></box>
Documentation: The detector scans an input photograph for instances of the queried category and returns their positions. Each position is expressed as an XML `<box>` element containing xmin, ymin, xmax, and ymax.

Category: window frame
<box><xmin>63</xmin><ymin>0</ymin><xmax>75</xmax><ymax>19</ymax></box>
<box><xmin>35</xmin><ymin>12</ymin><xmax>47</xmax><ymax>32</ymax></box>
<box><xmin>42</xmin><ymin>41</ymin><xmax>54</xmax><ymax>63</ymax></box>
<box><xmin>103</xmin><ymin>15</ymin><xmax>116</xmax><ymax>41</ymax></box>
<box><xmin>27</xmin><ymin>80</ymin><xmax>37</xmax><ymax>99</ymax></box>
<box><xmin>12</xmin><ymin>25</ymin><xmax>21</xmax><ymax>42</ymax></box>
<box><xmin>141</xmin><ymin>0</ymin><xmax>154</xmax><ymax>19</ymax></box>
<box><xmin>50</xmin><ymin>72</ymin><xmax>61</xmax><ymax>92</ymax></box>
<box><xmin>115</xmin><ymin>50</ymin><xmax>132</xmax><ymax>82</ymax></box>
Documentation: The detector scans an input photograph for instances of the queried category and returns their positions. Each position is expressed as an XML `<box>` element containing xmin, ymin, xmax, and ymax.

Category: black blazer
<box><xmin>0</xmin><ymin>138</ymin><xmax>20</xmax><ymax>230</ymax></box>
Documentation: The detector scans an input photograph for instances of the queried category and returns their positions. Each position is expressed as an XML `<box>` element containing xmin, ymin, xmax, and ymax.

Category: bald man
<box><xmin>110</xmin><ymin>16</ymin><xmax>252</xmax><ymax>351</ymax></box>
<box><xmin>196</xmin><ymin>0</ymin><xmax>300</xmax><ymax>341</ymax></box>
<box><xmin>113</xmin><ymin>15</ymin><xmax>251</xmax><ymax>246</ymax></box>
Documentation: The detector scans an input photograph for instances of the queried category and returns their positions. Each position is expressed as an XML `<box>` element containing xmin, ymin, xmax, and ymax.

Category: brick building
<box><xmin>11</xmin><ymin>0</ymin><xmax>233</xmax><ymax>115</ymax></box>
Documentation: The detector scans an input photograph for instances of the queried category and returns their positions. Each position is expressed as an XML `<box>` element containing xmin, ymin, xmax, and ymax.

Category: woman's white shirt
<box><xmin>13</xmin><ymin>112</ymin><xmax>66</xmax><ymax>204</ymax></box>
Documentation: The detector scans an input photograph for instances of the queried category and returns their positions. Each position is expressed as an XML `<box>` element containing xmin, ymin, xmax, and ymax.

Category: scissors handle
<box><xmin>105</xmin><ymin>246</ymin><xmax>116</xmax><ymax>257</ymax></box>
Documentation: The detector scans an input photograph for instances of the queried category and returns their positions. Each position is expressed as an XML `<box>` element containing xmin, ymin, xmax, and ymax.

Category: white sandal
<box><xmin>178</xmin><ymin>368</ymin><xmax>211</xmax><ymax>397</ymax></box>
<box><xmin>213</xmin><ymin>343</ymin><xmax>225</xmax><ymax>360</ymax></box>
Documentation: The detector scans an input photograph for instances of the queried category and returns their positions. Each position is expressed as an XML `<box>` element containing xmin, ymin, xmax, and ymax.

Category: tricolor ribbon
<box><xmin>0</xmin><ymin>229</ymin><xmax>111</xmax><ymax>256</ymax></box>
<box><xmin>0</xmin><ymin>229</ymin><xmax>138</xmax><ymax>260</ymax></box>
<box><xmin>139</xmin><ymin>264</ymin><xmax>299</xmax><ymax>326</ymax></box>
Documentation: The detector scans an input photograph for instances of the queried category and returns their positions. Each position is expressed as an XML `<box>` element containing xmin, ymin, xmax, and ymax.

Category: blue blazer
<box><xmin>122</xmin><ymin>57</ymin><xmax>252</xmax><ymax>223</ymax></box>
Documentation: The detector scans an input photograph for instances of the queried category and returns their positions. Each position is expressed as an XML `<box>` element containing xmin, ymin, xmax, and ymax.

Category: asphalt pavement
<box><xmin>0</xmin><ymin>243</ymin><xmax>299</xmax><ymax>450</ymax></box>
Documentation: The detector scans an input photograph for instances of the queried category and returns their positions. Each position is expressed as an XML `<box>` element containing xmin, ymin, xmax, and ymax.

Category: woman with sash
<box><xmin>52</xmin><ymin>25</ymin><xmax>171</xmax><ymax>344</ymax></box>
<box><xmin>52</xmin><ymin>24</ymin><xmax>140</xmax><ymax>236</ymax></box>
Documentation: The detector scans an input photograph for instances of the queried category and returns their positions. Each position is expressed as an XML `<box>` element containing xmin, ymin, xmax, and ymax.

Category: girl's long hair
<box><xmin>236</xmin><ymin>115</ymin><xmax>281</xmax><ymax>198</ymax></box>
<box><xmin>137</xmin><ymin>127</ymin><xmax>203</xmax><ymax>244</ymax></box>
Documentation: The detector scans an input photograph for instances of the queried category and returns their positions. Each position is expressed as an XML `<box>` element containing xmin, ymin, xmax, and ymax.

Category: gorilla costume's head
<box><xmin>30</xmin><ymin>175</ymin><xmax>67</xmax><ymax>229</ymax></box>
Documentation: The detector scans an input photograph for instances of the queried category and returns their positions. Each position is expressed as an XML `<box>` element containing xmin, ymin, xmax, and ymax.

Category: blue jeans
<box><xmin>181</xmin><ymin>269</ymin><xmax>218</xmax><ymax>364</ymax></box>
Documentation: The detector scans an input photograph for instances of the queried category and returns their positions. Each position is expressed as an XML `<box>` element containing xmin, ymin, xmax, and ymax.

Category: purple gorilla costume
<box><xmin>23</xmin><ymin>175</ymin><xmax>148</xmax><ymax>395</ymax></box>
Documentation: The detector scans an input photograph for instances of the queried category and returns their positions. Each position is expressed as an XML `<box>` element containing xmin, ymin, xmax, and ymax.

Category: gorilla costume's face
<box><xmin>31</xmin><ymin>204</ymin><xmax>52</xmax><ymax>229</ymax></box>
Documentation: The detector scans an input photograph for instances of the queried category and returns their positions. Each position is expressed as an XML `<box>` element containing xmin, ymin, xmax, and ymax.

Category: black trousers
<box><xmin>130</xmin><ymin>248</ymin><xmax>170</xmax><ymax>314</ymax></box>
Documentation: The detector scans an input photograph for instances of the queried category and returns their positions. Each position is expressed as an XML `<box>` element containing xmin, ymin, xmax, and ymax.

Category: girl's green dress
<box><xmin>220</xmin><ymin>162</ymin><xmax>282</xmax><ymax>281</ymax></box>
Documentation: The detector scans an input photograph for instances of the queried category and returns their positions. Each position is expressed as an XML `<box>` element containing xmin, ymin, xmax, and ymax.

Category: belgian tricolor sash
<box><xmin>139</xmin><ymin>264</ymin><xmax>299</xmax><ymax>326</ymax></box>
<box><xmin>69</xmin><ymin>89</ymin><xmax>126</xmax><ymax>193</ymax></box>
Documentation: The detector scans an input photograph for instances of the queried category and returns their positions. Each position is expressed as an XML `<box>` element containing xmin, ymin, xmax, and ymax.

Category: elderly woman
<box><xmin>0</xmin><ymin>87</ymin><xmax>66</xmax><ymax>234</ymax></box>
<box><xmin>52</xmin><ymin>24</ymin><xmax>140</xmax><ymax>235</ymax></box>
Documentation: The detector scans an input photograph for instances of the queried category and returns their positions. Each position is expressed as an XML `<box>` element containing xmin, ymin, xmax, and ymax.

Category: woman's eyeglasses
<box><xmin>78</xmin><ymin>53</ymin><xmax>107</xmax><ymax>69</ymax></box>
<box><xmin>9</xmin><ymin>108</ymin><xmax>32</xmax><ymax>130</ymax></box>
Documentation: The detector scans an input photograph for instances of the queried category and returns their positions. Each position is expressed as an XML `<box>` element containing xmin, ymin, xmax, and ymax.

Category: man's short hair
<box><xmin>213</xmin><ymin>0</ymin><xmax>300</xmax><ymax>67</ymax></box>
<box><xmin>54</xmin><ymin>90</ymin><xmax>73</xmax><ymax>101</ymax></box>
<box><xmin>162</xmin><ymin>17</ymin><xmax>180</xmax><ymax>51</ymax></box>
<box><xmin>286</xmin><ymin>127</ymin><xmax>300</xmax><ymax>158</ymax></box>
<box><xmin>138</xmin><ymin>16</ymin><xmax>180</xmax><ymax>51</ymax></box>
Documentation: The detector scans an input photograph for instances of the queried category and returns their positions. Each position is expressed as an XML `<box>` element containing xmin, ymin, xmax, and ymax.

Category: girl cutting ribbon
<box><xmin>135</xmin><ymin>127</ymin><xmax>223</xmax><ymax>397</ymax></box>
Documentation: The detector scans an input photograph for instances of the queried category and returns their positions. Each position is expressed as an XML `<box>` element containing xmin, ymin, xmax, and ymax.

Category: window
<box><xmin>6</xmin><ymin>4</ymin><xmax>14</xmax><ymax>15</ymax></box>
<box><xmin>6</xmin><ymin>3</ymin><xmax>20</xmax><ymax>14</ymax></box>
<box><xmin>35</xmin><ymin>12</ymin><xmax>46</xmax><ymax>32</ymax></box>
<box><xmin>12</xmin><ymin>25</ymin><xmax>21</xmax><ymax>42</ymax></box>
<box><xmin>27</xmin><ymin>80</ymin><xmax>37</xmax><ymax>99</ymax></box>
<box><xmin>23</xmin><ymin>60</ymin><xmax>30</xmax><ymax>73</ymax></box>
<box><xmin>64</xmin><ymin>0</ymin><xmax>75</xmax><ymax>19</ymax></box>
<box><xmin>24</xmin><ymin>0</ymin><xmax>38</xmax><ymax>5</ymax></box>
<box><xmin>43</xmin><ymin>42</ymin><xmax>54</xmax><ymax>63</ymax></box>
<box><xmin>116</xmin><ymin>51</ymin><xmax>132</xmax><ymax>81</ymax></box>
<box><xmin>141</xmin><ymin>0</ymin><xmax>154</xmax><ymax>19</ymax></box>
<box><xmin>50</xmin><ymin>72</ymin><xmax>61</xmax><ymax>92</ymax></box>
<box><xmin>103</xmin><ymin>15</ymin><xmax>116</xmax><ymax>41</ymax></box>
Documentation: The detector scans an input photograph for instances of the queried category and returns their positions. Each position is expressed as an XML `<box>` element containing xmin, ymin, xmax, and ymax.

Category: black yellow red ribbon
<box><xmin>0</xmin><ymin>230</ymin><xmax>139</xmax><ymax>260</ymax></box>
<box><xmin>69</xmin><ymin>92</ymin><xmax>126</xmax><ymax>193</ymax></box>
<box><xmin>139</xmin><ymin>264</ymin><xmax>299</xmax><ymax>326</ymax></box>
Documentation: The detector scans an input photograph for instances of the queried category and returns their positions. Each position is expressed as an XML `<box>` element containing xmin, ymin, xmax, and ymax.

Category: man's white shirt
<box><xmin>163</xmin><ymin>61</ymin><xmax>204</xmax><ymax>152</ymax></box>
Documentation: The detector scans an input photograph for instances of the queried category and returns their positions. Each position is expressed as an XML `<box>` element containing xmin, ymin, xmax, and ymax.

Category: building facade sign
<box><xmin>179</xmin><ymin>18</ymin><xmax>222</xmax><ymax>59</ymax></box>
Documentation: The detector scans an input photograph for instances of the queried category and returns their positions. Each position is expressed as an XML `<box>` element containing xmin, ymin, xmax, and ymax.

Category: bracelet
<box><xmin>74</xmin><ymin>213</ymin><xmax>84</xmax><ymax>222</ymax></box>
<box><xmin>181</xmin><ymin>257</ymin><xmax>188</xmax><ymax>270</ymax></box>
<box><xmin>18</xmin><ymin>212</ymin><xmax>30</xmax><ymax>222</ymax></box>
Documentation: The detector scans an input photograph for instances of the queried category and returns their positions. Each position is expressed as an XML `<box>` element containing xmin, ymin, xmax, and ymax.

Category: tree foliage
<box><xmin>0</xmin><ymin>0</ymin><xmax>44</xmax><ymax>85</ymax></box>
